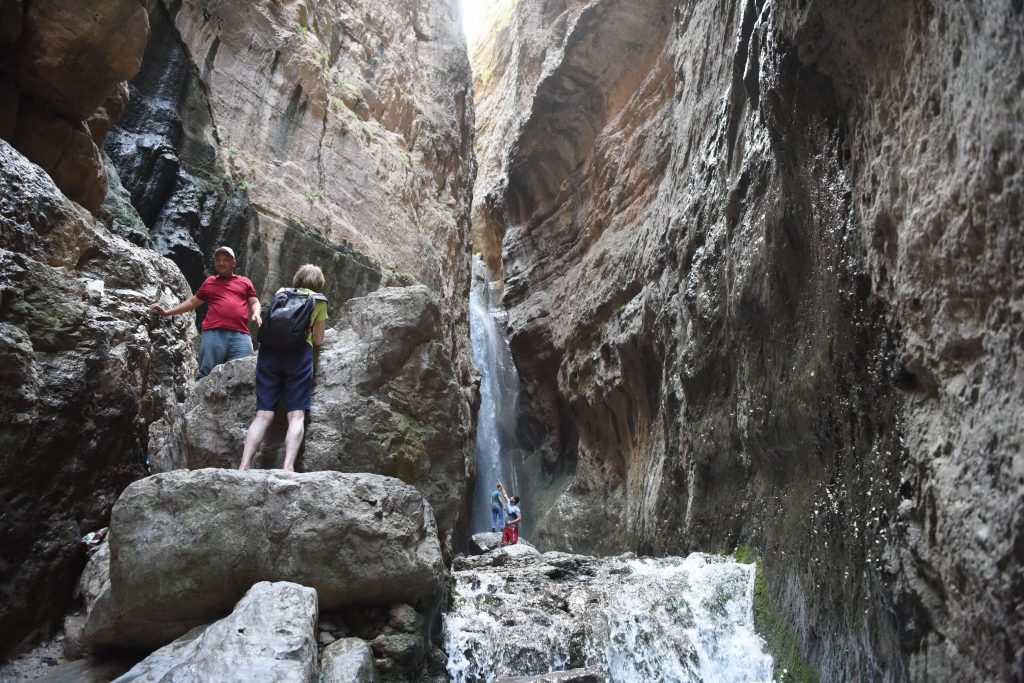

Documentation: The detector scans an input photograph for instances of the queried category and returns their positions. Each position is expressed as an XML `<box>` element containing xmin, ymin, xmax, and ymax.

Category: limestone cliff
<box><xmin>472</xmin><ymin>0</ymin><xmax>1023</xmax><ymax>679</ymax></box>
<box><xmin>108</xmin><ymin>0</ymin><xmax>475</xmax><ymax>344</ymax></box>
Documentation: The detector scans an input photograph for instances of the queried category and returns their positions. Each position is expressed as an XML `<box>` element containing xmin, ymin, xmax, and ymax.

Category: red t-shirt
<box><xmin>195</xmin><ymin>274</ymin><xmax>257</xmax><ymax>334</ymax></box>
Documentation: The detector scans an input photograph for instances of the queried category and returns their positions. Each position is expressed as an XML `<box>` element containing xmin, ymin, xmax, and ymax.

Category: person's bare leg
<box><xmin>239</xmin><ymin>410</ymin><xmax>275</xmax><ymax>470</ymax></box>
<box><xmin>282</xmin><ymin>410</ymin><xmax>306</xmax><ymax>472</ymax></box>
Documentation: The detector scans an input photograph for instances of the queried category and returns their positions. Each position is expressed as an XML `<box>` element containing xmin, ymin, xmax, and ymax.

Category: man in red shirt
<box><xmin>152</xmin><ymin>246</ymin><xmax>262</xmax><ymax>378</ymax></box>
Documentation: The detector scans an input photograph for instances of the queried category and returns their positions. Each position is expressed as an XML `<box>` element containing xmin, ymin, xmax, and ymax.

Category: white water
<box><xmin>468</xmin><ymin>258</ymin><xmax>520</xmax><ymax>532</ymax></box>
<box><xmin>444</xmin><ymin>553</ymin><xmax>774</xmax><ymax>682</ymax></box>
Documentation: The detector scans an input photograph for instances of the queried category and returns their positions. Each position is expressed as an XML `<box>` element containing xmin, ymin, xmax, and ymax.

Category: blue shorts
<box><xmin>197</xmin><ymin>329</ymin><xmax>253</xmax><ymax>379</ymax></box>
<box><xmin>255</xmin><ymin>345</ymin><xmax>314</xmax><ymax>412</ymax></box>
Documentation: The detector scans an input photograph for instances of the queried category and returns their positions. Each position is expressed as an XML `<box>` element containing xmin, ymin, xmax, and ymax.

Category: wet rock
<box><xmin>85</xmin><ymin>469</ymin><xmax>444</xmax><ymax>650</ymax></box>
<box><xmin>147</xmin><ymin>284</ymin><xmax>471</xmax><ymax>535</ymax></box>
<box><xmin>444</xmin><ymin>551</ymin><xmax>768</xmax><ymax>681</ymax></box>
<box><xmin>470</xmin><ymin>532</ymin><xmax>504</xmax><ymax>554</ymax></box>
<box><xmin>112</xmin><ymin>582</ymin><xmax>318</xmax><ymax>682</ymax></box>
<box><xmin>322</xmin><ymin>637</ymin><xmax>378</xmax><ymax>683</ymax></box>
<box><xmin>496</xmin><ymin>668</ymin><xmax>605</xmax><ymax>683</ymax></box>
<box><xmin>0</xmin><ymin>140</ymin><xmax>195</xmax><ymax>658</ymax></box>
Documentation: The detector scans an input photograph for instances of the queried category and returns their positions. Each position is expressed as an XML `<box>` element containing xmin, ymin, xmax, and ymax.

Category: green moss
<box><xmin>733</xmin><ymin>546</ymin><xmax>818</xmax><ymax>683</ymax></box>
<box><xmin>292</xmin><ymin>20</ymin><xmax>312</xmax><ymax>40</ymax></box>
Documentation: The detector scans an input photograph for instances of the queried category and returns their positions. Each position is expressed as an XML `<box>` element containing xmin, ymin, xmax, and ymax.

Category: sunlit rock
<box><xmin>112</xmin><ymin>582</ymin><xmax>318</xmax><ymax>682</ymax></box>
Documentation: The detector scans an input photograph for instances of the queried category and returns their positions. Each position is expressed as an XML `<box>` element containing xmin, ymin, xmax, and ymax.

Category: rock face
<box><xmin>472</xmin><ymin>0</ymin><xmax>1023</xmax><ymax>680</ymax></box>
<box><xmin>113</xmin><ymin>582</ymin><xmax>319</xmax><ymax>683</ymax></box>
<box><xmin>85</xmin><ymin>469</ymin><xmax>444</xmax><ymax>650</ymax></box>
<box><xmin>0</xmin><ymin>140</ymin><xmax>195</xmax><ymax>658</ymax></box>
<box><xmin>148</xmin><ymin>284</ymin><xmax>472</xmax><ymax>536</ymax></box>
<box><xmin>0</xmin><ymin>0</ymin><xmax>151</xmax><ymax>213</ymax></box>
<box><xmin>107</xmin><ymin>0</ymin><xmax>476</xmax><ymax>347</ymax></box>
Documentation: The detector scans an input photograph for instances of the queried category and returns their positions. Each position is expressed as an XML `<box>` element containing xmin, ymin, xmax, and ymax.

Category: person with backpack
<box><xmin>151</xmin><ymin>246</ymin><xmax>261</xmax><ymax>379</ymax></box>
<box><xmin>238</xmin><ymin>264</ymin><xmax>328</xmax><ymax>472</ymax></box>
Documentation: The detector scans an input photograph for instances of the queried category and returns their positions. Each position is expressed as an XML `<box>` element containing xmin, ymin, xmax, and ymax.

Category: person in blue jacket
<box><xmin>491</xmin><ymin>482</ymin><xmax>505</xmax><ymax>532</ymax></box>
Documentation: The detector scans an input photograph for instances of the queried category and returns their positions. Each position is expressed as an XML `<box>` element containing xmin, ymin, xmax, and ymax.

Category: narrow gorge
<box><xmin>0</xmin><ymin>0</ymin><xmax>1021</xmax><ymax>681</ymax></box>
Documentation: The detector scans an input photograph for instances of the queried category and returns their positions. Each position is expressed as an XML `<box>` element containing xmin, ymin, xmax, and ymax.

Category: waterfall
<box><xmin>444</xmin><ymin>552</ymin><xmax>774</xmax><ymax>682</ymax></box>
<box><xmin>469</xmin><ymin>257</ymin><xmax>521</xmax><ymax>533</ymax></box>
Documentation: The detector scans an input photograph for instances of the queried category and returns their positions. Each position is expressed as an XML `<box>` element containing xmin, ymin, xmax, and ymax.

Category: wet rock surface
<box><xmin>84</xmin><ymin>469</ymin><xmax>444</xmax><ymax>650</ymax></box>
<box><xmin>148</xmin><ymin>284</ymin><xmax>472</xmax><ymax>535</ymax></box>
<box><xmin>0</xmin><ymin>140</ymin><xmax>195</xmax><ymax>658</ymax></box>
<box><xmin>444</xmin><ymin>549</ymin><xmax>768</xmax><ymax>681</ymax></box>
<box><xmin>473</xmin><ymin>0</ymin><xmax>1024</xmax><ymax>679</ymax></box>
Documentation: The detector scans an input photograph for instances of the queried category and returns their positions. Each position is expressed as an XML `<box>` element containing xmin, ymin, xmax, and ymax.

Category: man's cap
<box><xmin>214</xmin><ymin>246</ymin><xmax>235</xmax><ymax>260</ymax></box>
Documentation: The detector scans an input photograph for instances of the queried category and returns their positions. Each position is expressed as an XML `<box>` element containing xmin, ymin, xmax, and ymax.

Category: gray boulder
<box><xmin>113</xmin><ymin>582</ymin><xmax>318</xmax><ymax>683</ymax></box>
<box><xmin>148</xmin><ymin>284</ymin><xmax>472</xmax><ymax>536</ymax></box>
<box><xmin>321</xmin><ymin>638</ymin><xmax>378</xmax><ymax>683</ymax></box>
<box><xmin>85</xmin><ymin>469</ymin><xmax>444</xmax><ymax>649</ymax></box>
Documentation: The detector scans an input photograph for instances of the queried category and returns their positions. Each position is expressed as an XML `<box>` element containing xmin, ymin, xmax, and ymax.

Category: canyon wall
<box><xmin>472</xmin><ymin>0</ymin><xmax>1023</xmax><ymax>679</ymax></box>
<box><xmin>109</xmin><ymin>0</ymin><xmax>476</xmax><ymax>342</ymax></box>
<box><xmin>1</xmin><ymin>0</ymin><xmax>476</xmax><ymax>659</ymax></box>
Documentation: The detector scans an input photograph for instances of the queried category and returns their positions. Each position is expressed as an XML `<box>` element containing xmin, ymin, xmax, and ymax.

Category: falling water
<box><xmin>469</xmin><ymin>257</ymin><xmax>521</xmax><ymax>533</ymax></box>
<box><xmin>444</xmin><ymin>552</ymin><xmax>774</xmax><ymax>682</ymax></box>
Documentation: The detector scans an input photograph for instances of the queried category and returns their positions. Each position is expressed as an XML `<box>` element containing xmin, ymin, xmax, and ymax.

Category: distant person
<box><xmin>490</xmin><ymin>482</ymin><xmax>505</xmax><ymax>532</ymax></box>
<box><xmin>238</xmin><ymin>264</ymin><xmax>328</xmax><ymax>472</ymax></box>
<box><xmin>497</xmin><ymin>482</ymin><xmax>521</xmax><ymax>546</ymax></box>
<box><xmin>151</xmin><ymin>246</ymin><xmax>261</xmax><ymax>379</ymax></box>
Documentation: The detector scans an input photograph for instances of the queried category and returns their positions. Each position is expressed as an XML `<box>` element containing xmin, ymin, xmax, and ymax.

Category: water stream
<box><xmin>444</xmin><ymin>552</ymin><xmax>774</xmax><ymax>682</ymax></box>
<box><xmin>463</xmin><ymin>259</ymin><xmax>773</xmax><ymax>681</ymax></box>
<box><xmin>468</xmin><ymin>258</ymin><xmax>521</xmax><ymax>532</ymax></box>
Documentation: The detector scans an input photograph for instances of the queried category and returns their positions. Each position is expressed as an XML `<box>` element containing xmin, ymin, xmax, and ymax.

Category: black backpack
<box><xmin>257</xmin><ymin>288</ymin><xmax>326</xmax><ymax>351</ymax></box>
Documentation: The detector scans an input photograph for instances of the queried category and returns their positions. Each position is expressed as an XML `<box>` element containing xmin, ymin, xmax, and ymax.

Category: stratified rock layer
<box><xmin>0</xmin><ymin>140</ymin><xmax>195</xmax><ymax>658</ymax></box>
<box><xmin>86</xmin><ymin>469</ymin><xmax>444</xmax><ymax>650</ymax></box>
<box><xmin>472</xmin><ymin>0</ymin><xmax>1023</xmax><ymax>679</ymax></box>
<box><xmin>108</xmin><ymin>0</ymin><xmax>476</xmax><ymax>348</ymax></box>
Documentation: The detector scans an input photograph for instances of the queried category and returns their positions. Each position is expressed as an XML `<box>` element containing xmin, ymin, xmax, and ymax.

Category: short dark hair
<box><xmin>511</xmin><ymin>496</ymin><xmax>520</xmax><ymax>504</ymax></box>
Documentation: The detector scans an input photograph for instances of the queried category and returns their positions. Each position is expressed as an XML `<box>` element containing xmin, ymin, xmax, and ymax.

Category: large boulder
<box><xmin>85</xmin><ymin>469</ymin><xmax>444</xmax><ymax>650</ymax></box>
<box><xmin>0</xmin><ymin>139</ymin><xmax>195</xmax><ymax>658</ymax></box>
<box><xmin>112</xmin><ymin>582</ymin><xmax>319</xmax><ymax>683</ymax></box>
<box><xmin>148</xmin><ymin>284</ymin><xmax>472</xmax><ymax>534</ymax></box>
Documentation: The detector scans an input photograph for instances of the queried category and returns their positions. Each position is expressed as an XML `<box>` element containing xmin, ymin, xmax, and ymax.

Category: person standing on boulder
<box><xmin>151</xmin><ymin>246</ymin><xmax>261</xmax><ymax>379</ymax></box>
<box><xmin>238</xmin><ymin>264</ymin><xmax>328</xmax><ymax>472</ymax></box>
<box><xmin>497</xmin><ymin>482</ymin><xmax>522</xmax><ymax>546</ymax></box>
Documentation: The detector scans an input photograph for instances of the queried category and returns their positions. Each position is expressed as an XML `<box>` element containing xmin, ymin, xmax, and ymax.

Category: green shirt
<box><xmin>277</xmin><ymin>287</ymin><xmax>328</xmax><ymax>346</ymax></box>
